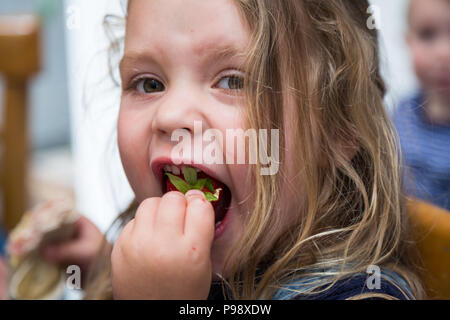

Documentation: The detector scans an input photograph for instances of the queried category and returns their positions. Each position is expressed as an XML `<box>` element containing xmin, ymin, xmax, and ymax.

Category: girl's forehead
<box><xmin>409</xmin><ymin>0</ymin><xmax>450</xmax><ymax>27</ymax></box>
<box><xmin>125</xmin><ymin>0</ymin><xmax>250</xmax><ymax>55</ymax></box>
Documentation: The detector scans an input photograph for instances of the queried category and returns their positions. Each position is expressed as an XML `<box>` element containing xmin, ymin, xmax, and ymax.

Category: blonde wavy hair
<box><xmin>84</xmin><ymin>0</ymin><xmax>425</xmax><ymax>300</ymax></box>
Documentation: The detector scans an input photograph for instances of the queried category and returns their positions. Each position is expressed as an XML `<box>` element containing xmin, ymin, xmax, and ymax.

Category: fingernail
<box><xmin>185</xmin><ymin>190</ymin><xmax>205</xmax><ymax>199</ymax></box>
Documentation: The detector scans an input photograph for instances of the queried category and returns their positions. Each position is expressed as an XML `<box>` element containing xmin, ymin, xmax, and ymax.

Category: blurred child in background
<box><xmin>394</xmin><ymin>0</ymin><xmax>450</xmax><ymax>210</ymax></box>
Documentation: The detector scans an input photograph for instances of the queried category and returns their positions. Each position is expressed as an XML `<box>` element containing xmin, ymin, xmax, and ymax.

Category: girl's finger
<box><xmin>133</xmin><ymin>198</ymin><xmax>160</xmax><ymax>234</ymax></box>
<box><xmin>155</xmin><ymin>191</ymin><xmax>187</xmax><ymax>236</ymax></box>
<box><xmin>184</xmin><ymin>190</ymin><xmax>215</xmax><ymax>249</ymax></box>
<box><xmin>113</xmin><ymin>218</ymin><xmax>134</xmax><ymax>253</ymax></box>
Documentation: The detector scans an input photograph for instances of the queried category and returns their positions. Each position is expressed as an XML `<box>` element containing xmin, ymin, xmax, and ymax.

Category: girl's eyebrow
<box><xmin>120</xmin><ymin>43</ymin><xmax>246</xmax><ymax>73</ymax></box>
<box><xmin>198</xmin><ymin>43</ymin><xmax>247</xmax><ymax>65</ymax></box>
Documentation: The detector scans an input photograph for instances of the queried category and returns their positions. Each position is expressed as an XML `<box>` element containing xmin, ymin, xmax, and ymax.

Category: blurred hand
<box><xmin>0</xmin><ymin>257</ymin><xmax>8</xmax><ymax>300</ymax></box>
<box><xmin>111</xmin><ymin>191</ymin><xmax>215</xmax><ymax>300</ymax></box>
<box><xmin>41</xmin><ymin>216</ymin><xmax>108</xmax><ymax>280</ymax></box>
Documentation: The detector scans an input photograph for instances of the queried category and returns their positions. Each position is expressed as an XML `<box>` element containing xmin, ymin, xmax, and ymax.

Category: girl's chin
<box><xmin>210</xmin><ymin>205</ymin><xmax>246</xmax><ymax>281</ymax></box>
<box><xmin>210</xmin><ymin>243</ymin><xmax>233</xmax><ymax>282</ymax></box>
<box><xmin>210</xmin><ymin>252</ymin><xmax>228</xmax><ymax>281</ymax></box>
<box><xmin>211</xmin><ymin>272</ymin><xmax>224</xmax><ymax>282</ymax></box>
<box><xmin>210</xmin><ymin>244</ymin><xmax>239</xmax><ymax>283</ymax></box>
<box><xmin>211</xmin><ymin>265</ymin><xmax>233</xmax><ymax>282</ymax></box>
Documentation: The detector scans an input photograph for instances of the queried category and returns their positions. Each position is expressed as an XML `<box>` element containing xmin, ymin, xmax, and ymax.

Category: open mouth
<box><xmin>161</xmin><ymin>164</ymin><xmax>232</xmax><ymax>228</ymax></box>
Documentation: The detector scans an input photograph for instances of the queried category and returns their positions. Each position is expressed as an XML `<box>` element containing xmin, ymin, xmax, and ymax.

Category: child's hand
<box><xmin>111</xmin><ymin>190</ymin><xmax>215</xmax><ymax>300</ymax></box>
<box><xmin>0</xmin><ymin>257</ymin><xmax>7</xmax><ymax>300</ymax></box>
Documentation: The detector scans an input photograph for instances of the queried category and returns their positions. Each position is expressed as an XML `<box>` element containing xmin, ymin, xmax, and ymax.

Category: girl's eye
<box><xmin>216</xmin><ymin>75</ymin><xmax>244</xmax><ymax>91</ymax></box>
<box><xmin>418</xmin><ymin>27</ymin><xmax>437</xmax><ymax>42</ymax></box>
<box><xmin>135</xmin><ymin>78</ymin><xmax>165</xmax><ymax>94</ymax></box>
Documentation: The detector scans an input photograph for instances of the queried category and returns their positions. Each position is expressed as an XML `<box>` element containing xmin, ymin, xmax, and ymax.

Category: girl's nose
<box><xmin>152</xmin><ymin>85</ymin><xmax>206</xmax><ymax>139</ymax></box>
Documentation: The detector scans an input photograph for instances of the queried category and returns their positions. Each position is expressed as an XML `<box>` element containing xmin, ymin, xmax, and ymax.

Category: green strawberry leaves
<box><xmin>165</xmin><ymin>173</ymin><xmax>191</xmax><ymax>194</ymax></box>
<box><xmin>204</xmin><ymin>192</ymin><xmax>218</xmax><ymax>202</ymax></box>
<box><xmin>204</xmin><ymin>179</ymin><xmax>215</xmax><ymax>193</ymax></box>
<box><xmin>184</xmin><ymin>167</ymin><xmax>197</xmax><ymax>185</ymax></box>
<box><xmin>165</xmin><ymin>167</ymin><xmax>220</xmax><ymax>202</ymax></box>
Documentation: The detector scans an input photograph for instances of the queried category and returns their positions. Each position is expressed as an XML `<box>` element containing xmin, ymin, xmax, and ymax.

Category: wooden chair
<box><xmin>407</xmin><ymin>198</ymin><xmax>450</xmax><ymax>299</ymax></box>
<box><xmin>0</xmin><ymin>14</ymin><xmax>40</xmax><ymax>230</ymax></box>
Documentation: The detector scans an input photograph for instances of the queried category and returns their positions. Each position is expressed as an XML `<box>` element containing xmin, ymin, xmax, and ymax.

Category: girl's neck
<box><xmin>423</xmin><ymin>91</ymin><xmax>450</xmax><ymax>125</ymax></box>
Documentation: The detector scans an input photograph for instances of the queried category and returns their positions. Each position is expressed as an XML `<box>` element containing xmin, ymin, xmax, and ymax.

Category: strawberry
<box><xmin>165</xmin><ymin>168</ymin><xmax>222</xmax><ymax>204</ymax></box>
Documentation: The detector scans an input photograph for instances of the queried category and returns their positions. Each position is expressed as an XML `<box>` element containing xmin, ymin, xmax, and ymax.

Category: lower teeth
<box><xmin>215</xmin><ymin>221</ymin><xmax>222</xmax><ymax>228</ymax></box>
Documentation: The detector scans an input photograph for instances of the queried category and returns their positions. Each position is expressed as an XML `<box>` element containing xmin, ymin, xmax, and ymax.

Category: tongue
<box><xmin>165</xmin><ymin>172</ymin><xmax>224</xmax><ymax>209</ymax></box>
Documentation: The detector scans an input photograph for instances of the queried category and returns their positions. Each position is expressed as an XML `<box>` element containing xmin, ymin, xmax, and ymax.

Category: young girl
<box><xmin>43</xmin><ymin>0</ymin><xmax>425</xmax><ymax>300</ymax></box>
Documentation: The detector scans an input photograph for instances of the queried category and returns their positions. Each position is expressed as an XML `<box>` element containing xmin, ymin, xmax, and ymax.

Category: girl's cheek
<box><xmin>118</xmin><ymin>111</ymin><xmax>136</xmax><ymax>165</ymax></box>
<box><xmin>118</xmin><ymin>102</ymin><xmax>150</xmax><ymax>157</ymax></box>
<box><xmin>118</xmin><ymin>107</ymin><xmax>153</xmax><ymax>197</ymax></box>
<box><xmin>230</xmin><ymin>162</ymin><xmax>250</xmax><ymax>185</ymax></box>
<box><xmin>411</xmin><ymin>44</ymin><xmax>433</xmax><ymax>86</ymax></box>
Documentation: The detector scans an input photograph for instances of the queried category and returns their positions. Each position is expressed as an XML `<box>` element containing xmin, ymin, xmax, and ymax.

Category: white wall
<box><xmin>65</xmin><ymin>0</ymin><xmax>133</xmax><ymax>232</ymax></box>
<box><xmin>65</xmin><ymin>1</ymin><xmax>418</xmax><ymax>232</ymax></box>
<box><xmin>370</xmin><ymin>0</ymin><xmax>419</xmax><ymax>111</ymax></box>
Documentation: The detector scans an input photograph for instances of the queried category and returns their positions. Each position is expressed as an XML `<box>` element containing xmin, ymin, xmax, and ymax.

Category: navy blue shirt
<box><xmin>393</xmin><ymin>92</ymin><xmax>450</xmax><ymax>211</ymax></box>
<box><xmin>285</xmin><ymin>274</ymin><xmax>411</xmax><ymax>300</ymax></box>
<box><xmin>208</xmin><ymin>273</ymin><xmax>412</xmax><ymax>300</ymax></box>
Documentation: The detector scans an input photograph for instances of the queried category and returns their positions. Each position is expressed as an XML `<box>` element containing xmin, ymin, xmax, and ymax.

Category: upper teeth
<box><xmin>163</xmin><ymin>165</ymin><xmax>201</xmax><ymax>175</ymax></box>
